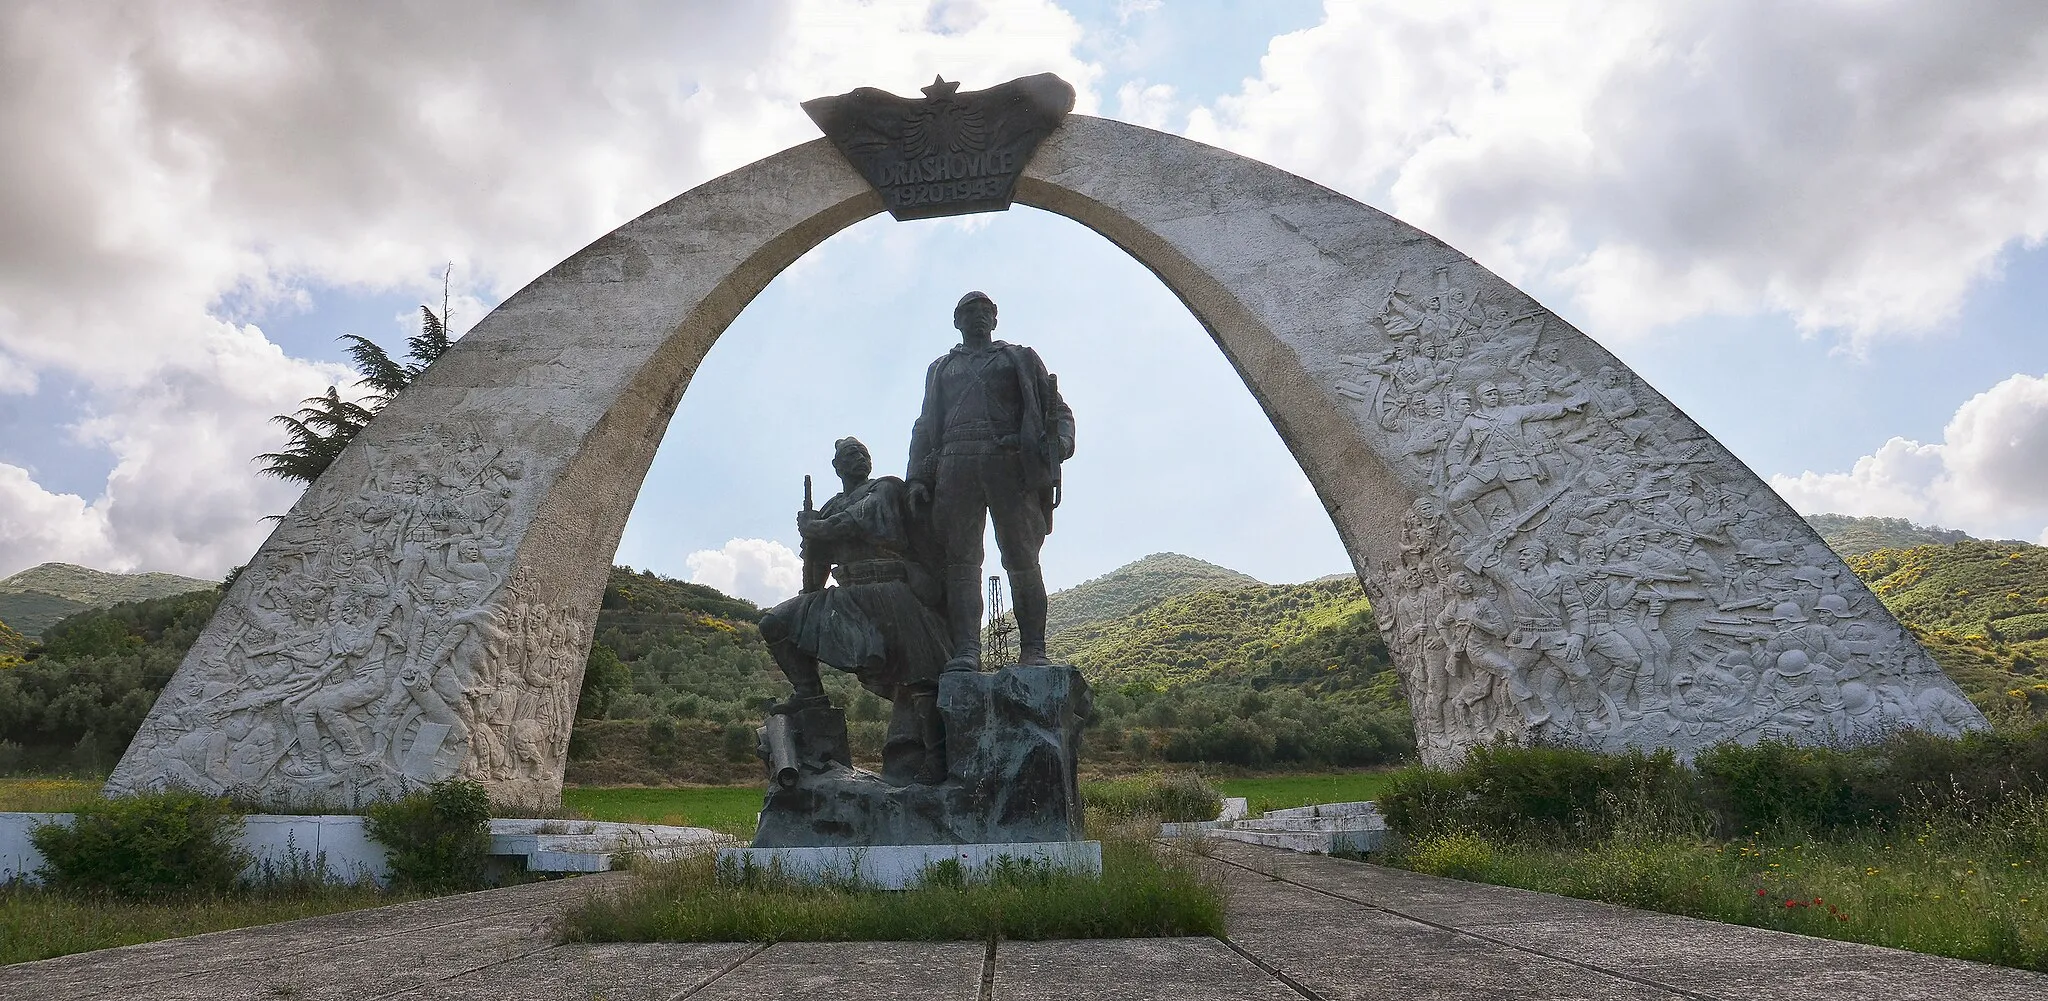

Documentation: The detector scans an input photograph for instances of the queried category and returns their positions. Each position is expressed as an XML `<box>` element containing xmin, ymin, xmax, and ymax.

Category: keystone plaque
<box><xmin>803</xmin><ymin>73</ymin><xmax>1075</xmax><ymax>221</ymax></box>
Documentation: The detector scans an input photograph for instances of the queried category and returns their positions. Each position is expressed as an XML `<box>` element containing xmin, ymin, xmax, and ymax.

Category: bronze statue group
<box><xmin>759</xmin><ymin>291</ymin><xmax>1075</xmax><ymax>785</ymax></box>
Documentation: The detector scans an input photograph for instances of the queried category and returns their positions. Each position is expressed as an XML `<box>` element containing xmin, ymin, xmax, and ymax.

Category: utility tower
<box><xmin>983</xmin><ymin>574</ymin><xmax>1015</xmax><ymax>668</ymax></box>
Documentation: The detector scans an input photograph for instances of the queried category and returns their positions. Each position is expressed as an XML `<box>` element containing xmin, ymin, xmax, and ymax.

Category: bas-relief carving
<box><xmin>106</xmin><ymin>92</ymin><xmax>1989</xmax><ymax>805</ymax></box>
<box><xmin>1347</xmin><ymin>268</ymin><xmax>1984</xmax><ymax>764</ymax></box>
<box><xmin>108</xmin><ymin>429</ymin><xmax>584</xmax><ymax>806</ymax></box>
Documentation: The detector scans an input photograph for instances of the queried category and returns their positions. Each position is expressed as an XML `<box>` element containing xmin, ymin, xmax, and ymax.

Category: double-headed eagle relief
<box><xmin>1341</xmin><ymin>269</ymin><xmax>1982</xmax><ymax>763</ymax></box>
<box><xmin>803</xmin><ymin>73</ymin><xmax>1074</xmax><ymax>220</ymax></box>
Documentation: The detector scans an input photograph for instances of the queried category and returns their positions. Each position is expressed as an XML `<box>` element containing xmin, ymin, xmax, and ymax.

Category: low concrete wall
<box><xmin>3</xmin><ymin>812</ymin><xmax>390</xmax><ymax>887</ymax></box>
<box><xmin>720</xmin><ymin>840</ymin><xmax>1103</xmax><ymax>890</ymax></box>
<box><xmin>2</xmin><ymin>812</ymin><xmax>729</xmax><ymax>887</ymax></box>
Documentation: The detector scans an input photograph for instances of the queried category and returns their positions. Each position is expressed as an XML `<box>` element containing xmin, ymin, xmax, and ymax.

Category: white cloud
<box><xmin>0</xmin><ymin>1</ymin><xmax>1096</xmax><ymax>577</ymax></box>
<box><xmin>1184</xmin><ymin>1</ymin><xmax>2048</xmax><ymax>342</ymax></box>
<box><xmin>0</xmin><ymin>464</ymin><xmax>118</xmax><ymax>576</ymax></box>
<box><xmin>1772</xmin><ymin>372</ymin><xmax>2048</xmax><ymax>542</ymax></box>
<box><xmin>686</xmin><ymin>538</ymin><xmax>803</xmax><ymax>606</ymax></box>
<box><xmin>1115</xmin><ymin>80</ymin><xmax>1177</xmax><ymax>131</ymax></box>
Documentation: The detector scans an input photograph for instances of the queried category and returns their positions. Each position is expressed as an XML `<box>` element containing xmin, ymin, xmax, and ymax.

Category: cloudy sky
<box><xmin>2</xmin><ymin>0</ymin><xmax>2046</xmax><ymax>605</ymax></box>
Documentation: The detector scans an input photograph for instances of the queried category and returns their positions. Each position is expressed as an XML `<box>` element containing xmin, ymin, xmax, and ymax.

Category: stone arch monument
<box><xmin>108</xmin><ymin>75</ymin><xmax>1983</xmax><ymax>808</ymax></box>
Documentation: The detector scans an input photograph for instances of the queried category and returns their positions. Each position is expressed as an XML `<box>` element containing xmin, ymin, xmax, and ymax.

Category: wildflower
<box><xmin>1756</xmin><ymin>889</ymin><xmax>1767</xmax><ymax>897</ymax></box>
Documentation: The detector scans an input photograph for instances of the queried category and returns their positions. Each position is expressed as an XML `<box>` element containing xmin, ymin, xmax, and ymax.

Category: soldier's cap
<box><xmin>833</xmin><ymin>436</ymin><xmax>870</xmax><ymax>458</ymax></box>
<box><xmin>1771</xmin><ymin>601</ymin><xmax>1808</xmax><ymax>623</ymax></box>
<box><xmin>955</xmin><ymin>290</ymin><xmax>996</xmax><ymax>313</ymax></box>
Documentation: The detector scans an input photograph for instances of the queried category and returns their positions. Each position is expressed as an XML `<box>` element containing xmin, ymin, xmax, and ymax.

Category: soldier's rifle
<box><xmin>800</xmin><ymin>474</ymin><xmax>830</xmax><ymax>594</ymax></box>
<box><xmin>1463</xmin><ymin>473</ymin><xmax>1581</xmax><ymax>573</ymax></box>
<box><xmin>1698</xmin><ymin>614</ymin><xmax>1775</xmax><ymax>641</ymax></box>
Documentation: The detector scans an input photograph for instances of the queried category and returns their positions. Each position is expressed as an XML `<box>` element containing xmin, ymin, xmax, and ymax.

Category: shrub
<box><xmin>1083</xmin><ymin>772</ymin><xmax>1223</xmax><ymax>822</ymax></box>
<box><xmin>30</xmin><ymin>790</ymin><xmax>249</xmax><ymax>897</ymax></box>
<box><xmin>364</xmin><ymin>780</ymin><xmax>493</xmax><ymax>891</ymax></box>
<box><xmin>1692</xmin><ymin>740</ymin><xmax>1895</xmax><ymax>835</ymax></box>
<box><xmin>1380</xmin><ymin>742</ymin><xmax>1698</xmax><ymax>842</ymax></box>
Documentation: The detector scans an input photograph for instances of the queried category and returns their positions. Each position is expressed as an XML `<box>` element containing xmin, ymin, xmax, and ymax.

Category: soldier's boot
<box><xmin>911</xmin><ymin>690</ymin><xmax>948</xmax><ymax>785</ymax></box>
<box><xmin>943</xmin><ymin>564</ymin><xmax>984</xmax><ymax>673</ymax></box>
<box><xmin>1009</xmin><ymin>565</ymin><xmax>1051</xmax><ymax>666</ymax></box>
<box><xmin>761</xmin><ymin>611</ymin><xmax>830</xmax><ymax>713</ymax></box>
<box><xmin>767</xmin><ymin>642</ymin><xmax>830</xmax><ymax>714</ymax></box>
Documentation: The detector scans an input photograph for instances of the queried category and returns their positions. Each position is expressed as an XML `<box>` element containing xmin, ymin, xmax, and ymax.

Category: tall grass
<box><xmin>1380</xmin><ymin>724</ymin><xmax>2048</xmax><ymax>972</ymax></box>
<box><xmin>0</xmin><ymin>777</ymin><xmax>102</xmax><ymax>813</ymax></box>
<box><xmin>1082</xmin><ymin>772</ymin><xmax>1222</xmax><ymax>823</ymax></box>
<box><xmin>1399</xmin><ymin>803</ymin><xmax>2048</xmax><ymax>971</ymax></box>
<box><xmin>561</xmin><ymin>837</ymin><xmax>1224</xmax><ymax>943</ymax></box>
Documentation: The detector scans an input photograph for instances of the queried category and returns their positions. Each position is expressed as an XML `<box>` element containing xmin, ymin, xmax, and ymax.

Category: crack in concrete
<box><xmin>1207</xmin><ymin>850</ymin><xmax>1721</xmax><ymax>1001</ymax></box>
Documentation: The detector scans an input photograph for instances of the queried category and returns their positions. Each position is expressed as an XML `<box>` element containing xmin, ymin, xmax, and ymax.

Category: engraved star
<box><xmin>921</xmin><ymin>75</ymin><xmax>961</xmax><ymax>99</ymax></box>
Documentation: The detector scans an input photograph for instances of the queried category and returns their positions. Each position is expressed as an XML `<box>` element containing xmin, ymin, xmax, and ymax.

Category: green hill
<box><xmin>1806</xmin><ymin>513</ymin><xmax>1976</xmax><ymax>556</ymax></box>
<box><xmin>0</xmin><ymin>618</ymin><xmax>26</xmax><ymax>668</ymax></box>
<box><xmin>1052</xmin><ymin>576</ymin><xmax>1413</xmax><ymax>768</ymax></box>
<box><xmin>0</xmin><ymin>563</ymin><xmax>215</xmax><ymax>638</ymax></box>
<box><xmin>1846</xmin><ymin>540</ymin><xmax>2048</xmax><ymax>715</ymax></box>
<box><xmin>0</xmin><ymin>591</ymin><xmax>90</xmax><ymax>640</ymax></box>
<box><xmin>1045</xmin><ymin>553</ymin><xmax>1261</xmax><ymax>638</ymax></box>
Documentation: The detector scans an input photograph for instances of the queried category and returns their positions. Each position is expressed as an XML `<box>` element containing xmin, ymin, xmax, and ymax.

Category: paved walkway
<box><xmin>6</xmin><ymin>843</ymin><xmax>2045</xmax><ymax>1000</ymax></box>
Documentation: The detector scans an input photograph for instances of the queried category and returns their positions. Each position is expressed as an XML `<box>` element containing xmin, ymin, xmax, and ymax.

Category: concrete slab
<box><xmin>1206</xmin><ymin>841</ymin><xmax>2048</xmax><ymax>1001</ymax></box>
<box><xmin>690</xmin><ymin>941</ymin><xmax>986</xmax><ymax>1001</ymax></box>
<box><xmin>386</xmin><ymin>942</ymin><xmax>761</xmax><ymax>1000</ymax></box>
<box><xmin>1218</xmin><ymin>861</ymin><xmax>1675</xmax><ymax>1000</ymax></box>
<box><xmin>993</xmin><ymin>938</ymin><xmax>1294</xmax><ymax>1001</ymax></box>
<box><xmin>0</xmin><ymin>874</ymin><xmax>620</xmax><ymax>998</ymax></box>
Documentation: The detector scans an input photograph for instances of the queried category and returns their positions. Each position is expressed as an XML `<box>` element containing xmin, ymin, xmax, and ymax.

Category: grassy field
<box><xmin>0</xmin><ymin>777</ymin><xmax>102</xmax><ymax>813</ymax></box>
<box><xmin>1213</xmin><ymin>771</ymin><xmax>1395</xmax><ymax>815</ymax></box>
<box><xmin>563</xmin><ymin>835</ymin><xmax>1223</xmax><ymax>943</ymax></box>
<box><xmin>1396</xmin><ymin>817</ymin><xmax>2048</xmax><ymax>972</ymax></box>
<box><xmin>561</xmin><ymin>785</ymin><xmax>762</xmax><ymax>836</ymax></box>
<box><xmin>1</xmin><ymin>887</ymin><xmax>417</xmax><ymax>966</ymax></box>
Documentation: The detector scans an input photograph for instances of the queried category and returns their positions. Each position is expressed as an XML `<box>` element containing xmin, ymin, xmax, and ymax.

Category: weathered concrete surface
<box><xmin>0</xmin><ymin>874</ymin><xmax>625</xmax><ymax>1000</ymax></box>
<box><xmin>1205</xmin><ymin>841</ymin><xmax>2048</xmax><ymax>1001</ymax></box>
<box><xmin>993</xmin><ymin>938</ymin><xmax>1296</xmax><ymax>1001</ymax></box>
<box><xmin>692</xmin><ymin>942</ymin><xmax>986</xmax><ymax>1001</ymax></box>
<box><xmin>112</xmin><ymin>106</ymin><xmax>1981</xmax><ymax>810</ymax></box>
<box><xmin>8</xmin><ymin>844</ymin><xmax>2046</xmax><ymax>999</ymax></box>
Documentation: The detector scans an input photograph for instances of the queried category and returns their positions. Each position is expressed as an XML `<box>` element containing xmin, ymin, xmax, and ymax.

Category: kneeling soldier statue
<box><xmin>759</xmin><ymin>437</ymin><xmax>953</xmax><ymax>785</ymax></box>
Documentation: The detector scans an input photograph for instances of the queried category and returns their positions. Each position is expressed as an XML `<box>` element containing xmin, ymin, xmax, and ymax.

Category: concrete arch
<box><xmin>110</xmin><ymin>116</ymin><xmax>1980</xmax><ymax>807</ymax></box>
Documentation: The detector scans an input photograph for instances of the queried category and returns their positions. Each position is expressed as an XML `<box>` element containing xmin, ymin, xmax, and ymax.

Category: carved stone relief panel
<box><xmin>1337</xmin><ymin>268</ymin><xmax>1981</xmax><ymax>764</ymax></box>
<box><xmin>105</xmin><ymin>428</ymin><xmax>585</xmax><ymax>807</ymax></box>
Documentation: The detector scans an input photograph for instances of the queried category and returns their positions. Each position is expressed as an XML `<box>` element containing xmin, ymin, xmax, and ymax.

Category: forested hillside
<box><xmin>1043</xmin><ymin>553</ymin><xmax>1260</xmax><ymax>637</ymax></box>
<box><xmin>1058</xmin><ymin>576</ymin><xmax>1414</xmax><ymax>768</ymax></box>
<box><xmin>1848</xmin><ymin>540</ymin><xmax>2048</xmax><ymax>715</ymax></box>
<box><xmin>1805</xmin><ymin>513</ymin><xmax>1976</xmax><ymax>556</ymax></box>
<box><xmin>0</xmin><ymin>562</ymin><xmax>215</xmax><ymax>637</ymax></box>
<box><xmin>0</xmin><ymin>619</ymin><xmax>27</xmax><ymax>668</ymax></box>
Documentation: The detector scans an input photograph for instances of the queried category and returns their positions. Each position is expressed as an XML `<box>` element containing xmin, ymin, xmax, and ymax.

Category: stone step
<box><xmin>1259</xmin><ymin>800</ymin><xmax>1381</xmax><ymax>820</ymax></box>
<box><xmin>1206</xmin><ymin>825</ymin><xmax>1386</xmax><ymax>854</ymax></box>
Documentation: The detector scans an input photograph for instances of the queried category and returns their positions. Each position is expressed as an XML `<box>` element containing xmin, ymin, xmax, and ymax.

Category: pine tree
<box><xmin>257</xmin><ymin>273</ymin><xmax>458</xmax><ymax>488</ymax></box>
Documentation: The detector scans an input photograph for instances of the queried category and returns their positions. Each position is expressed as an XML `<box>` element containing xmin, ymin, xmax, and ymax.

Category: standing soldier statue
<box><xmin>907</xmin><ymin>291</ymin><xmax>1076</xmax><ymax>670</ymax></box>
